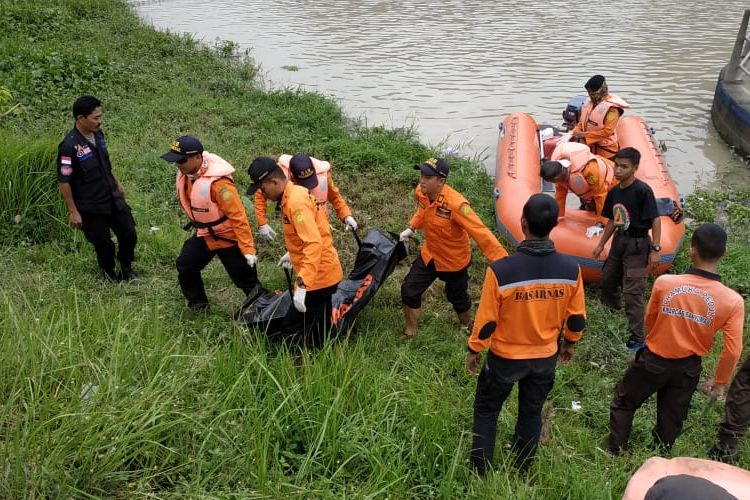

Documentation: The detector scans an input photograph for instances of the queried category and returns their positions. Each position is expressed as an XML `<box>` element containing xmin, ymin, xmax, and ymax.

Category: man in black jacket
<box><xmin>57</xmin><ymin>95</ymin><xmax>138</xmax><ymax>281</ymax></box>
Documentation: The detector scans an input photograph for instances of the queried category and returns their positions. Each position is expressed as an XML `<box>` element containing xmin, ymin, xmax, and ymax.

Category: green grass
<box><xmin>1</xmin><ymin>0</ymin><xmax>750</xmax><ymax>497</ymax></box>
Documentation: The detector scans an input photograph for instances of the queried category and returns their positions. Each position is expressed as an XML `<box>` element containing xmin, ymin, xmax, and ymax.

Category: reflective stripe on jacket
<box><xmin>468</xmin><ymin>246</ymin><xmax>586</xmax><ymax>359</ymax></box>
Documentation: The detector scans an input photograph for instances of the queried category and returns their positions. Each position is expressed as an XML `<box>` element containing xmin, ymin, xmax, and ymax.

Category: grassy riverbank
<box><xmin>1</xmin><ymin>0</ymin><xmax>749</xmax><ymax>497</ymax></box>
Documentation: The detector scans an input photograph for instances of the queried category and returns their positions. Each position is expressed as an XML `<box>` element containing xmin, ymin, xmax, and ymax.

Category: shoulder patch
<box><xmin>219</xmin><ymin>187</ymin><xmax>233</xmax><ymax>201</ymax></box>
<box><xmin>460</xmin><ymin>203</ymin><xmax>473</xmax><ymax>216</ymax></box>
<box><xmin>294</xmin><ymin>211</ymin><xmax>305</xmax><ymax>225</ymax></box>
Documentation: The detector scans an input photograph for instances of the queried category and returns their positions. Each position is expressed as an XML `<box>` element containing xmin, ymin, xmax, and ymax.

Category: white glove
<box><xmin>399</xmin><ymin>228</ymin><xmax>414</xmax><ymax>242</ymax></box>
<box><xmin>277</xmin><ymin>252</ymin><xmax>293</xmax><ymax>270</ymax></box>
<box><xmin>539</xmin><ymin>127</ymin><xmax>555</xmax><ymax>141</ymax></box>
<box><xmin>244</xmin><ymin>253</ymin><xmax>257</xmax><ymax>267</ymax></box>
<box><xmin>344</xmin><ymin>216</ymin><xmax>358</xmax><ymax>231</ymax></box>
<box><xmin>258</xmin><ymin>224</ymin><xmax>276</xmax><ymax>242</ymax></box>
<box><xmin>586</xmin><ymin>225</ymin><xmax>604</xmax><ymax>238</ymax></box>
<box><xmin>293</xmin><ymin>286</ymin><xmax>307</xmax><ymax>312</ymax></box>
<box><xmin>558</xmin><ymin>133</ymin><xmax>573</xmax><ymax>144</ymax></box>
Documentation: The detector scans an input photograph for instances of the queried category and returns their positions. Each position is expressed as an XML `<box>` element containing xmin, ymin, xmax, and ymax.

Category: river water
<box><xmin>132</xmin><ymin>0</ymin><xmax>749</xmax><ymax>193</ymax></box>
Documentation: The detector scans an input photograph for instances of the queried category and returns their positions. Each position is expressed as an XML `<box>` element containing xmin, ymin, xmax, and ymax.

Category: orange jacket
<box><xmin>409</xmin><ymin>185</ymin><xmax>507</xmax><ymax>271</ymax></box>
<box><xmin>572</xmin><ymin>94</ymin><xmax>630</xmax><ymax>158</ymax></box>
<box><xmin>177</xmin><ymin>152</ymin><xmax>256</xmax><ymax>254</ymax></box>
<box><xmin>645</xmin><ymin>269</ymin><xmax>744</xmax><ymax>385</ymax></box>
<box><xmin>468</xmin><ymin>243</ymin><xmax>586</xmax><ymax>359</ymax></box>
<box><xmin>551</xmin><ymin>142</ymin><xmax>614</xmax><ymax>223</ymax></box>
<box><xmin>254</xmin><ymin>155</ymin><xmax>351</xmax><ymax>226</ymax></box>
<box><xmin>281</xmin><ymin>182</ymin><xmax>343</xmax><ymax>291</ymax></box>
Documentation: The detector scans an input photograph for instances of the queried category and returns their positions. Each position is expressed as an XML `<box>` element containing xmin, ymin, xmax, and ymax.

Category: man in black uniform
<box><xmin>57</xmin><ymin>95</ymin><xmax>138</xmax><ymax>281</ymax></box>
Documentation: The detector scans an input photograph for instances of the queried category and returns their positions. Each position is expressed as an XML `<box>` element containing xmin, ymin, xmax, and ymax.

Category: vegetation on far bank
<box><xmin>1</xmin><ymin>0</ymin><xmax>749</xmax><ymax>498</ymax></box>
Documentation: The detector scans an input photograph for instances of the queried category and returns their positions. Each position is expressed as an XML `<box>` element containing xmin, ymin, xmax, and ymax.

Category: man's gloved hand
<box><xmin>586</xmin><ymin>224</ymin><xmax>604</xmax><ymax>238</ymax></box>
<box><xmin>278</xmin><ymin>252</ymin><xmax>293</xmax><ymax>270</ymax></box>
<box><xmin>399</xmin><ymin>228</ymin><xmax>414</xmax><ymax>242</ymax></box>
<box><xmin>258</xmin><ymin>224</ymin><xmax>277</xmax><ymax>242</ymax></box>
<box><xmin>244</xmin><ymin>253</ymin><xmax>257</xmax><ymax>268</ymax></box>
<box><xmin>344</xmin><ymin>216</ymin><xmax>358</xmax><ymax>231</ymax></box>
<box><xmin>293</xmin><ymin>286</ymin><xmax>307</xmax><ymax>313</ymax></box>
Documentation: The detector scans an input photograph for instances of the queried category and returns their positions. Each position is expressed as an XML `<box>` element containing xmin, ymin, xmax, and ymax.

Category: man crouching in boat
<box><xmin>398</xmin><ymin>158</ymin><xmax>508</xmax><ymax>340</ymax></box>
<box><xmin>571</xmin><ymin>74</ymin><xmax>630</xmax><ymax>159</ymax></box>
<box><xmin>540</xmin><ymin>141</ymin><xmax>615</xmax><ymax>225</ymax></box>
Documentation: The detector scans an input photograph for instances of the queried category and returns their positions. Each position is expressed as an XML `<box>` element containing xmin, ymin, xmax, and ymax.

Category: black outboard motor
<box><xmin>562</xmin><ymin>95</ymin><xmax>587</xmax><ymax>130</ymax></box>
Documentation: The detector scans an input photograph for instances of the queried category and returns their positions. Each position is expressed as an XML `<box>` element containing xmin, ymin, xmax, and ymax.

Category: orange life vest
<box><xmin>551</xmin><ymin>142</ymin><xmax>614</xmax><ymax>201</ymax></box>
<box><xmin>177</xmin><ymin>152</ymin><xmax>236</xmax><ymax>241</ymax></box>
<box><xmin>578</xmin><ymin>93</ymin><xmax>630</xmax><ymax>155</ymax></box>
<box><xmin>277</xmin><ymin>154</ymin><xmax>331</xmax><ymax>216</ymax></box>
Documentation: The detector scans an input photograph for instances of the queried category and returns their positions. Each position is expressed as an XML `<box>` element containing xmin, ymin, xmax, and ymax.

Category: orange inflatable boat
<box><xmin>494</xmin><ymin>112</ymin><xmax>685</xmax><ymax>283</ymax></box>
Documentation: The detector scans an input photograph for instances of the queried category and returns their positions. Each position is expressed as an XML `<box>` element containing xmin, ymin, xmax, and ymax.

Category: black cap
<box><xmin>289</xmin><ymin>154</ymin><xmax>319</xmax><ymax>190</ymax></box>
<box><xmin>247</xmin><ymin>156</ymin><xmax>278</xmax><ymax>195</ymax></box>
<box><xmin>414</xmin><ymin>157</ymin><xmax>449</xmax><ymax>178</ymax></box>
<box><xmin>161</xmin><ymin>135</ymin><xmax>204</xmax><ymax>162</ymax></box>
<box><xmin>584</xmin><ymin>75</ymin><xmax>606</xmax><ymax>92</ymax></box>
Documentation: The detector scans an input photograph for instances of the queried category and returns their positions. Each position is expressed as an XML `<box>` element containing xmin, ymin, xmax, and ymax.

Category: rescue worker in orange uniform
<box><xmin>398</xmin><ymin>158</ymin><xmax>508</xmax><ymax>340</ymax></box>
<box><xmin>253</xmin><ymin>154</ymin><xmax>357</xmax><ymax>242</ymax></box>
<box><xmin>466</xmin><ymin>193</ymin><xmax>586</xmax><ymax>473</ymax></box>
<box><xmin>608</xmin><ymin>223</ymin><xmax>744</xmax><ymax>455</ymax></box>
<box><xmin>571</xmin><ymin>74</ymin><xmax>630</xmax><ymax>159</ymax></box>
<box><xmin>541</xmin><ymin>141</ymin><xmax>615</xmax><ymax>224</ymax></box>
<box><xmin>161</xmin><ymin>136</ymin><xmax>260</xmax><ymax>311</ymax></box>
<box><xmin>247</xmin><ymin>156</ymin><xmax>343</xmax><ymax>345</ymax></box>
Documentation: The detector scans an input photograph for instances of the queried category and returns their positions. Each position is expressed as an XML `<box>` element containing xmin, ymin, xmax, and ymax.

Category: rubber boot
<box><xmin>400</xmin><ymin>306</ymin><xmax>421</xmax><ymax>340</ymax></box>
<box><xmin>458</xmin><ymin>310</ymin><xmax>474</xmax><ymax>336</ymax></box>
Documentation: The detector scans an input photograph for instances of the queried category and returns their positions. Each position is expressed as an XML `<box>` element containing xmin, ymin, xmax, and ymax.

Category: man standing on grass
<box><xmin>162</xmin><ymin>135</ymin><xmax>260</xmax><ymax>312</ymax></box>
<box><xmin>592</xmin><ymin>147</ymin><xmax>661</xmax><ymax>351</ymax></box>
<box><xmin>398</xmin><ymin>157</ymin><xmax>508</xmax><ymax>340</ymax></box>
<box><xmin>466</xmin><ymin>194</ymin><xmax>586</xmax><ymax>473</ymax></box>
<box><xmin>247</xmin><ymin>157</ymin><xmax>343</xmax><ymax>346</ymax></box>
<box><xmin>253</xmin><ymin>153</ymin><xmax>357</xmax><ymax>242</ymax></box>
<box><xmin>57</xmin><ymin>95</ymin><xmax>138</xmax><ymax>282</ymax></box>
<box><xmin>608</xmin><ymin>223</ymin><xmax>744</xmax><ymax>455</ymax></box>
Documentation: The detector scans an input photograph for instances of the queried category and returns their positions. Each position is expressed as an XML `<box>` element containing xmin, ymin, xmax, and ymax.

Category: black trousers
<box><xmin>608</xmin><ymin>348</ymin><xmax>702</xmax><ymax>452</ymax></box>
<box><xmin>718</xmin><ymin>355</ymin><xmax>750</xmax><ymax>448</ymax></box>
<box><xmin>282</xmin><ymin>283</ymin><xmax>338</xmax><ymax>347</ymax></box>
<box><xmin>80</xmin><ymin>205</ymin><xmax>137</xmax><ymax>275</ymax></box>
<box><xmin>401</xmin><ymin>255</ymin><xmax>471</xmax><ymax>313</ymax></box>
<box><xmin>175</xmin><ymin>235</ymin><xmax>259</xmax><ymax>307</ymax></box>
<box><xmin>470</xmin><ymin>350</ymin><xmax>557</xmax><ymax>473</ymax></box>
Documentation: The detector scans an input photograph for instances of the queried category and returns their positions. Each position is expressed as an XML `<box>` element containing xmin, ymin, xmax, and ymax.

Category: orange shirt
<box><xmin>645</xmin><ymin>269</ymin><xmax>744</xmax><ymax>385</ymax></box>
<box><xmin>255</xmin><ymin>171</ymin><xmax>351</xmax><ymax>226</ymax></box>
<box><xmin>468</xmin><ymin>245</ymin><xmax>586</xmax><ymax>359</ymax></box>
<box><xmin>280</xmin><ymin>182</ymin><xmax>343</xmax><ymax>291</ymax></box>
<box><xmin>183</xmin><ymin>177</ymin><xmax>256</xmax><ymax>255</ymax></box>
<box><xmin>409</xmin><ymin>184</ymin><xmax>507</xmax><ymax>271</ymax></box>
<box><xmin>555</xmin><ymin>158</ymin><xmax>613</xmax><ymax>224</ymax></box>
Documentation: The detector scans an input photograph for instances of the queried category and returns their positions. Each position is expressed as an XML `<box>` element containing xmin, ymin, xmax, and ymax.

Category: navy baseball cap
<box><xmin>289</xmin><ymin>154</ymin><xmax>319</xmax><ymax>190</ymax></box>
<box><xmin>414</xmin><ymin>157</ymin><xmax>449</xmax><ymax>178</ymax></box>
<box><xmin>247</xmin><ymin>156</ymin><xmax>278</xmax><ymax>195</ymax></box>
<box><xmin>161</xmin><ymin>135</ymin><xmax>204</xmax><ymax>162</ymax></box>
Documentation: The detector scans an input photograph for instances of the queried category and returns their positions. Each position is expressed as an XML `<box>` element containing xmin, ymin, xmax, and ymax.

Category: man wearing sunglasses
<box><xmin>571</xmin><ymin>74</ymin><xmax>630</xmax><ymax>159</ymax></box>
<box><xmin>162</xmin><ymin>135</ymin><xmax>260</xmax><ymax>312</ymax></box>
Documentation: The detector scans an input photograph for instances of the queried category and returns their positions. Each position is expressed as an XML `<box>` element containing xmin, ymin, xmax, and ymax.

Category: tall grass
<box><xmin>0</xmin><ymin>136</ymin><xmax>67</xmax><ymax>244</ymax></box>
<box><xmin>0</xmin><ymin>0</ymin><xmax>749</xmax><ymax>498</ymax></box>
